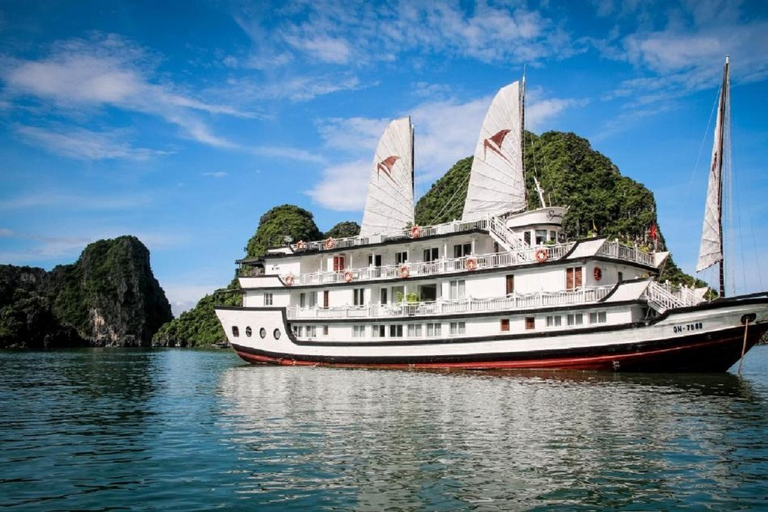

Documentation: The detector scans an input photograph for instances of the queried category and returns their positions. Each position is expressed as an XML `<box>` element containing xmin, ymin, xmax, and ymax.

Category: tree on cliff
<box><xmin>324</xmin><ymin>221</ymin><xmax>361</xmax><ymax>239</ymax></box>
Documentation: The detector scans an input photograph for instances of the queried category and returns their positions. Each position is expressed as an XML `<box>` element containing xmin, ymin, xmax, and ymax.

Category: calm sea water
<box><xmin>2</xmin><ymin>347</ymin><xmax>768</xmax><ymax>511</ymax></box>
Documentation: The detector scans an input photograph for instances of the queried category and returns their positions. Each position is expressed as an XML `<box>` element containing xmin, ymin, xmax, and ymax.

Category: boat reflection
<box><xmin>216</xmin><ymin>365</ymin><xmax>768</xmax><ymax>510</ymax></box>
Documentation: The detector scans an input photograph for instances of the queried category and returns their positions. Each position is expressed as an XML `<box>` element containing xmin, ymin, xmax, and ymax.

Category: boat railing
<box><xmin>289</xmin><ymin>245</ymin><xmax>576</xmax><ymax>286</ymax></box>
<box><xmin>598</xmin><ymin>240</ymin><xmax>655</xmax><ymax>267</ymax></box>
<box><xmin>285</xmin><ymin>286</ymin><xmax>613</xmax><ymax>320</ymax></box>
<box><xmin>643</xmin><ymin>281</ymin><xmax>704</xmax><ymax>313</ymax></box>
<box><xmin>290</xmin><ymin>218</ymin><xmax>490</xmax><ymax>253</ymax></box>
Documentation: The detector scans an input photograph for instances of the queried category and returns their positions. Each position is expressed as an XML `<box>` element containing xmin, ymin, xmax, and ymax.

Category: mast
<box><xmin>696</xmin><ymin>56</ymin><xmax>729</xmax><ymax>297</ymax></box>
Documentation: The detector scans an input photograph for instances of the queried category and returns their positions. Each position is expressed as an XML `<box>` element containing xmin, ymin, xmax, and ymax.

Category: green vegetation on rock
<box><xmin>0</xmin><ymin>236</ymin><xmax>172</xmax><ymax>349</ymax></box>
<box><xmin>324</xmin><ymin>221</ymin><xmax>361</xmax><ymax>239</ymax></box>
<box><xmin>245</xmin><ymin>205</ymin><xmax>323</xmax><ymax>258</ymax></box>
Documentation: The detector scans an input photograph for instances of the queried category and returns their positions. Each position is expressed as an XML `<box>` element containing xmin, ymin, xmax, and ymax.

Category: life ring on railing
<box><xmin>399</xmin><ymin>265</ymin><xmax>410</xmax><ymax>279</ymax></box>
<box><xmin>296</xmin><ymin>240</ymin><xmax>307</xmax><ymax>251</ymax></box>
<box><xmin>410</xmin><ymin>225</ymin><xmax>421</xmax><ymax>238</ymax></box>
<box><xmin>344</xmin><ymin>270</ymin><xmax>354</xmax><ymax>283</ymax></box>
<box><xmin>535</xmin><ymin>249</ymin><xmax>548</xmax><ymax>263</ymax></box>
<box><xmin>465</xmin><ymin>257</ymin><xmax>478</xmax><ymax>271</ymax></box>
<box><xmin>324</xmin><ymin>237</ymin><xmax>335</xmax><ymax>250</ymax></box>
<box><xmin>593</xmin><ymin>267</ymin><xmax>603</xmax><ymax>281</ymax></box>
<box><xmin>284</xmin><ymin>274</ymin><xmax>295</xmax><ymax>286</ymax></box>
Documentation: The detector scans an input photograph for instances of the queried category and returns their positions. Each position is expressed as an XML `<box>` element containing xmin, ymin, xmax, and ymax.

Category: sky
<box><xmin>1</xmin><ymin>0</ymin><xmax>767</xmax><ymax>315</ymax></box>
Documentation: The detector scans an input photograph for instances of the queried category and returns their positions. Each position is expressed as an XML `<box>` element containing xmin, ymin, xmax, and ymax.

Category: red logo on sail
<box><xmin>377</xmin><ymin>155</ymin><xmax>400</xmax><ymax>183</ymax></box>
<box><xmin>483</xmin><ymin>129</ymin><xmax>512</xmax><ymax>163</ymax></box>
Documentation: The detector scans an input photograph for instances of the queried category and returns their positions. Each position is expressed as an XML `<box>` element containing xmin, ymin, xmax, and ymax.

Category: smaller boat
<box><xmin>216</xmin><ymin>59</ymin><xmax>768</xmax><ymax>372</ymax></box>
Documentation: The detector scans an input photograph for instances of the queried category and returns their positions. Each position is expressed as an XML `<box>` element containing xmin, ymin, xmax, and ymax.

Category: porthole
<box><xmin>245</xmin><ymin>326</ymin><xmax>252</xmax><ymax>337</ymax></box>
<box><xmin>232</xmin><ymin>326</ymin><xmax>240</xmax><ymax>337</ymax></box>
<box><xmin>260</xmin><ymin>327</ymin><xmax>267</xmax><ymax>339</ymax></box>
<box><xmin>273</xmin><ymin>329</ymin><xmax>281</xmax><ymax>340</ymax></box>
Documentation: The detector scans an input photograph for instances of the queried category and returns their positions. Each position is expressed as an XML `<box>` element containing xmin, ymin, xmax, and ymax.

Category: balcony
<box><xmin>286</xmin><ymin>285</ymin><xmax>614</xmax><ymax>320</ymax></box>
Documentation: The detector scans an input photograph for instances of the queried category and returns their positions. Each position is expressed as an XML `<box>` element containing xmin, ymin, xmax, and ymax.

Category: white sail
<box><xmin>696</xmin><ymin>57</ymin><xmax>729</xmax><ymax>273</ymax></box>
<box><xmin>462</xmin><ymin>80</ymin><xmax>526</xmax><ymax>222</ymax></box>
<box><xmin>360</xmin><ymin>117</ymin><xmax>415</xmax><ymax>237</ymax></box>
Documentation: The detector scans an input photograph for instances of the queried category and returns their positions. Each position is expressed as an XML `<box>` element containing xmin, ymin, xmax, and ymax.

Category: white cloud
<box><xmin>14</xmin><ymin>124</ymin><xmax>169</xmax><ymax>161</ymax></box>
<box><xmin>305</xmin><ymin>159</ymin><xmax>370</xmax><ymax>211</ymax></box>
<box><xmin>1</xmin><ymin>33</ymin><xmax>248</xmax><ymax>152</ymax></box>
<box><xmin>202</xmin><ymin>171</ymin><xmax>229</xmax><ymax>178</ymax></box>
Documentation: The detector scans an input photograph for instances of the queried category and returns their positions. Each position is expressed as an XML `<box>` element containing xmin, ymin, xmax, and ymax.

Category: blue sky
<box><xmin>1</xmin><ymin>0</ymin><xmax>767</xmax><ymax>315</ymax></box>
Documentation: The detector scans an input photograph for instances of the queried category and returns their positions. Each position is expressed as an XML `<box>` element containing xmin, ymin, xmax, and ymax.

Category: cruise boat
<box><xmin>216</xmin><ymin>60</ymin><xmax>768</xmax><ymax>372</ymax></box>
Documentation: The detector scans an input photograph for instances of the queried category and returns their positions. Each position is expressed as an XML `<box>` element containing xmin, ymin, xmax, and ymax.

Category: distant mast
<box><xmin>696</xmin><ymin>56</ymin><xmax>730</xmax><ymax>297</ymax></box>
<box><xmin>359</xmin><ymin>117</ymin><xmax>415</xmax><ymax>237</ymax></box>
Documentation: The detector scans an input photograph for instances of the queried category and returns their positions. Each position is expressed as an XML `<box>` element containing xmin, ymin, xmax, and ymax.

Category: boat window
<box><xmin>427</xmin><ymin>323</ymin><xmax>441</xmax><ymax>337</ymax></box>
<box><xmin>407</xmin><ymin>324</ymin><xmax>422</xmax><ymax>337</ymax></box>
<box><xmin>273</xmin><ymin>329</ymin><xmax>281</xmax><ymax>340</ymax></box>
<box><xmin>566</xmin><ymin>267</ymin><xmax>583</xmax><ymax>291</ymax></box>
<box><xmin>453</xmin><ymin>243</ymin><xmax>472</xmax><ymax>258</ymax></box>
<box><xmin>307</xmin><ymin>326</ymin><xmax>317</xmax><ymax>337</ymax></box>
<box><xmin>333</xmin><ymin>255</ymin><xmax>346</xmax><ymax>271</ymax></box>
<box><xmin>353</xmin><ymin>325</ymin><xmax>365</xmax><ymax>337</ymax></box>
<box><xmin>567</xmin><ymin>313</ymin><xmax>584</xmax><ymax>326</ymax></box>
<box><xmin>245</xmin><ymin>326</ymin><xmax>252</xmax><ymax>337</ymax></box>
<box><xmin>546</xmin><ymin>316</ymin><xmax>562</xmax><ymax>327</ymax></box>
<box><xmin>354</xmin><ymin>288</ymin><xmax>365</xmax><ymax>306</ymax></box>
<box><xmin>309</xmin><ymin>292</ymin><xmax>317</xmax><ymax>308</ymax></box>
<box><xmin>368</xmin><ymin>254</ymin><xmax>382</xmax><ymax>267</ymax></box>
<box><xmin>260</xmin><ymin>327</ymin><xmax>266</xmax><ymax>338</ymax></box>
<box><xmin>589</xmin><ymin>312</ymin><xmax>607</xmax><ymax>324</ymax></box>
<box><xmin>323</xmin><ymin>325</ymin><xmax>329</xmax><ymax>335</ymax></box>
<box><xmin>535</xmin><ymin>230</ymin><xmax>547</xmax><ymax>245</ymax></box>
<box><xmin>549</xmin><ymin>231</ymin><xmax>557</xmax><ymax>242</ymax></box>
<box><xmin>420</xmin><ymin>284</ymin><xmax>438</xmax><ymax>302</ymax></box>
<box><xmin>506</xmin><ymin>275</ymin><xmax>515</xmax><ymax>295</ymax></box>
<box><xmin>380</xmin><ymin>288</ymin><xmax>388</xmax><ymax>305</ymax></box>
<box><xmin>423</xmin><ymin>247</ymin><xmax>439</xmax><ymax>262</ymax></box>
<box><xmin>389</xmin><ymin>325</ymin><xmax>403</xmax><ymax>337</ymax></box>
<box><xmin>450</xmin><ymin>321</ymin><xmax>466</xmax><ymax>335</ymax></box>
<box><xmin>395</xmin><ymin>252</ymin><xmax>408</xmax><ymax>265</ymax></box>
<box><xmin>372</xmin><ymin>325</ymin><xmax>385</xmax><ymax>337</ymax></box>
<box><xmin>232</xmin><ymin>326</ymin><xmax>240</xmax><ymax>337</ymax></box>
<box><xmin>264</xmin><ymin>292</ymin><xmax>273</xmax><ymax>306</ymax></box>
<box><xmin>449</xmin><ymin>280</ymin><xmax>466</xmax><ymax>300</ymax></box>
<box><xmin>500</xmin><ymin>319</ymin><xmax>510</xmax><ymax>332</ymax></box>
<box><xmin>299</xmin><ymin>293</ymin><xmax>306</xmax><ymax>308</ymax></box>
<box><xmin>525</xmin><ymin>317</ymin><xmax>535</xmax><ymax>330</ymax></box>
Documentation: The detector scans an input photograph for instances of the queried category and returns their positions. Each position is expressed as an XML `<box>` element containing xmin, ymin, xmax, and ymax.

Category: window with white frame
<box><xmin>299</xmin><ymin>292</ymin><xmax>306</xmax><ymax>308</ymax></box>
<box><xmin>389</xmin><ymin>324</ymin><xmax>404</xmax><ymax>337</ymax></box>
<box><xmin>589</xmin><ymin>311</ymin><xmax>607</xmax><ymax>324</ymax></box>
<box><xmin>354</xmin><ymin>288</ymin><xmax>365</xmax><ymax>306</ymax></box>
<box><xmin>449</xmin><ymin>280</ymin><xmax>466</xmax><ymax>300</ymax></box>
<box><xmin>450</xmin><ymin>321</ymin><xmax>466</xmax><ymax>335</ymax></box>
<box><xmin>264</xmin><ymin>292</ymin><xmax>273</xmax><ymax>306</ymax></box>
<box><xmin>353</xmin><ymin>325</ymin><xmax>365</xmax><ymax>337</ymax></box>
<box><xmin>372</xmin><ymin>325</ymin><xmax>386</xmax><ymax>338</ymax></box>
<box><xmin>407</xmin><ymin>324</ymin><xmax>423</xmax><ymax>337</ymax></box>
<box><xmin>453</xmin><ymin>243</ymin><xmax>472</xmax><ymax>258</ymax></box>
<box><xmin>309</xmin><ymin>291</ymin><xmax>317</xmax><ymax>308</ymax></box>
<box><xmin>423</xmin><ymin>247</ymin><xmax>439</xmax><ymax>262</ymax></box>
<box><xmin>567</xmin><ymin>313</ymin><xmax>584</xmax><ymax>326</ymax></box>
<box><xmin>307</xmin><ymin>325</ymin><xmax>317</xmax><ymax>337</ymax></box>
<box><xmin>546</xmin><ymin>315</ymin><xmax>562</xmax><ymax>327</ymax></box>
<box><xmin>395</xmin><ymin>251</ymin><xmax>408</xmax><ymax>265</ymax></box>
<box><xmin>427</xmin><ymin>323</ymin><xmax>442</xmax><ymax>337</ymax></box>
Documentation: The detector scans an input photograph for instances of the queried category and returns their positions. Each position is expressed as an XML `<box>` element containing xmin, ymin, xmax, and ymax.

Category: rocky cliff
<box><xmin>0</xmin><ymin>236</ymin><xmax>173</xmax><ymax>349</ymax></box>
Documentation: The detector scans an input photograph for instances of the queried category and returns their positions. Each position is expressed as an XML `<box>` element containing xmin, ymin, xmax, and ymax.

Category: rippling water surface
<box><xmin>3</xmin><ymin>347</ymin><xmax>768</xmax><ymax>511</ymax></box>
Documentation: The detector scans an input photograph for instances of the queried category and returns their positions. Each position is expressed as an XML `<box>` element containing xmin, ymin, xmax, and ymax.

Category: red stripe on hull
<box><xmin>232</xmin><ymin>325</ymin><xmax>767</xmax><ymax>372</ymax></box>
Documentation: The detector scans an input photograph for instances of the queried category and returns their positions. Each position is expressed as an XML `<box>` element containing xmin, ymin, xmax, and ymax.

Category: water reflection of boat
<box><xmin>217</xmin><ymin>58</ymin><xmax>768</xmax><ymax>372</ymax></box>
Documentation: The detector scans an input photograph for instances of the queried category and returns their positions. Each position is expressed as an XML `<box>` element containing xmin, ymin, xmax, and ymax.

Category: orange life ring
<box><xmin>324</xmin><ymin>237</ymin><xmax>335</xmax><ymax>250</ymax></box>
<box><xmin>593</xmin><ymin>267</ymin><xmax>602</xmax><ymax>281</ymax></box>
<box><xmin>284</xmin><ymin>274</ymin><xmax>295</xmax><ymax>286</ymax></box>
<box><xmin>344</xmin><ymin>270</ymin><xmax>353</xmax><ymax>283</ymax></box>
<box><xmin>535</xmin><ymin>249</ymin><xmax>548</xmax><ymax>263</ymax></box>
<box><xmin>296</xmin><ymin>240</ymin><xmax>307</xmax><ymax>250</ymax></box>
<box><xmin>399</xmin><ymin>265</ymin><xmax>410</xmax><ymax>279</ymax></box>
<box><xmin>410</xmin><ymin>225</ymin><xmax>421</xmax><ymax>238</ymax></box>
<box><xmin>465</xmin><ymin>257</ymin><xmax>478</xmax><ymax>271</ymax></box>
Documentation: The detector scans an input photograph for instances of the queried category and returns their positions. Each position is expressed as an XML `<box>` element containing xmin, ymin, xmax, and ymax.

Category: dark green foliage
<box><xmin>325</xmin><ymin>221</ymin><xmax>361</xmax><ymax>239</ymax></box>
<box><xmin>0</xmin><ymin>237</ymin><xmax>172</xmax><ymax>349</ymax></box>
<box><xmin>415</xmin><ymin>157</ymin><xmax>472</xmax><ymax>225</ymax></box>
<box><xmin>245</xmin><ymin>204</ymin><xmax>323</xmax><ymax>258</ymax></box>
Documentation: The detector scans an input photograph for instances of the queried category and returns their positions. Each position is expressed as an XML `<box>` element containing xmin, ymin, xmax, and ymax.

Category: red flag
<box><xmin>650</xmin><ymin>223</ymin><xmax>657</xmax><ymax>241</ymax></box>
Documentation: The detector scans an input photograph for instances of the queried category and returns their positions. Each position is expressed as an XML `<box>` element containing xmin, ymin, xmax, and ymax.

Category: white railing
<box><xmin>598</xmin><ymin>240</ymin><xmax>655</xmax><ymax>267</ymax></box>
<box><xmin>643</xmin><ymin>281</ymin><xmax>704</xmax><ymax>313</ymax></box>
<box><xmin>288</xmin><ymin>244</ymin><xmax>577</xmax><ymax>286</ymax></box>
<box><xmin>488</xmin><ymin>215</ymin><xmax>528</xmax><ymax>253</ymax></box>
<box><xmin>291</xmin><ymin>218</ymin><xmax>490</xmax><ymax>253</ymax></box>
<box><xmin>286</xmin><ymin>286</ymin><xmax>613</xmax><ymax>320</ymax></box>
